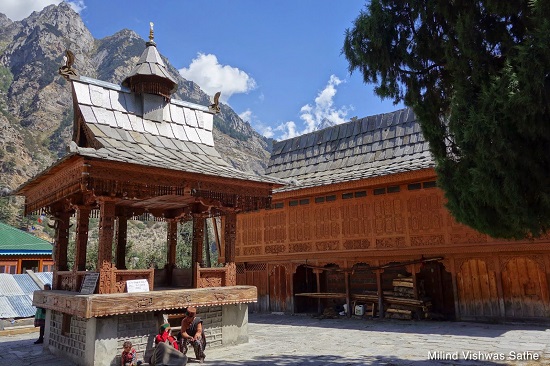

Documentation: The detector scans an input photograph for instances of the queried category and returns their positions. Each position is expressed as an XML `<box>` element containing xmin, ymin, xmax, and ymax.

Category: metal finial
<box><xmin>149</xmin><ymin>22</ymin><xmax>154</xmax><ymax>42</ymax></box>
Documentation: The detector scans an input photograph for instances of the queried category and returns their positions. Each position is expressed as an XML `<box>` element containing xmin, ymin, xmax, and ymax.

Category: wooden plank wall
<box><xmin>501</xmin><ymin>257</ymin><xmax>550</xmax><ymax>319</ymax></box>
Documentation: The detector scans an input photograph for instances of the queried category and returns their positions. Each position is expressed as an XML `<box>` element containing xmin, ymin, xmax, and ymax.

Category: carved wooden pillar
<box><xmin>224</xmin><ymin>211</ymin><xmax>237</xmax><ymax>263</ymax></box>
<box><xmin>52</xmin><ymin>210</ymin><xmax>71</xmax><ymax>289</ymax></box>
<box><xmin>166</xmin><ymin>219</ymin><xmax>178</xmax><ymax>286</ymax></box>
<box><xmin>115</xmin><ymin>215</ymin><xmax>128</xmax><ymax>270</ymax></box>
<box><xmin>74</xmin><ymin>206</ymin><xmax>91</xmax><ymax>271</ymax></box>
<box><xmin>97</xmin><ymin>198</ymin><xmax>116</xmax><ymax>294</ymax></box>
<box><xmin>192</xmin><ymin>214</ymin><xmax>205</xmax><ymax>288</ymax></box>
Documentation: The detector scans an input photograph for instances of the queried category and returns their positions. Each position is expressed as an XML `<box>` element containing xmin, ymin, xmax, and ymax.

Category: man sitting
<box><xmin>179</xmin><ymin>307</ymin><xmax>206</xmax><ymax>363</ymax></box>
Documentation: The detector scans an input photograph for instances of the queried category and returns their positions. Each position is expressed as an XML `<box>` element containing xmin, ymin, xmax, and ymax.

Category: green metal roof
<box><xmin>0</xmin><ymin>222</ymin><xmax>52</xmax><ymax>255</ymax></box>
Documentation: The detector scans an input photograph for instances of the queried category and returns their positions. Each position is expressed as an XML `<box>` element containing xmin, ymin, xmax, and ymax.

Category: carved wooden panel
<box><xmin>341</xmin><ymin>202</ymin><xmax>371</xmax><ymax>237</ymax></box>
<box><xmin>343</xmin><ymin>239</ymin><xmax>370</xmax><ymax>250</ymax></box>
<box><xmin>410</xmin><ymin>235</ymin><xmax>445</xmax><ymax>247</ymax></box>
<box><xmin>313</xmin><ymin>206</ymin><xmax>340</xmax><ymax>240</ymax></box>
<box><xmin>264</xmin><ymin>211</ymin><xmax>286</xmax><ymax>244</ymax></box>
<box><xmin>501</xmin><ymin>257</ymin><xmax>550</xmax><ymax>318</ymax></box>
<box><xmin>237</xmin><ymin>214</ymin><xmax>263</xmax><ymax>246</ymax></box>
<box><xmin>315</xmin><ymin>241</ymin><xmax>339</xmax><ymax>251</ymax></box>
<box><xmin>407</xmin><ymin>193</ymin><xmax>444</xmax><ymax>234</ymax></box>
<box><xmin>373</xmin><ymin>198</ymin><xmax>404</xmax><ymax>235</ymax></box>
<box><xmin>288</xmin><ymin>207</ymin><xmax>313</xmax><ymax>242</ymax></box>
<box><xmin>375</xmin><ymin>237</ymin><xmax>406</xmax><ymax>249</ymax></box>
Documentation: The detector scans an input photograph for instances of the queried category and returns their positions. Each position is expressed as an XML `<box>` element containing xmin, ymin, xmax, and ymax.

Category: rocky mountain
<box><xmin>0</xmin><ymin>2</ymin><xmax>271</xmax><ymax>191</ymax></box>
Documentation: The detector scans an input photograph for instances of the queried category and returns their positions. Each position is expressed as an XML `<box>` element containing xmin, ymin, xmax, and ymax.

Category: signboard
<box><xmin>126</xmin><ymin>279</ymin><xmax>150</xmax><ymax>293</ymax></box>
<box><xmin>80</xmin><ymin>273</ymin><xmax>100</xmax><ymax>295</ymax></box>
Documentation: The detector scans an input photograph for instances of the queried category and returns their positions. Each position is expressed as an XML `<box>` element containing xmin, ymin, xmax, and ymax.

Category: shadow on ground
<box><xmin>204</xmin><ymin>354</ymin><xmax>505</xmax><ymax>365</ymax></box>
<box><xmin>249</xmin><ymin>313</ymin><xmax>549</xmax><ymax>338</ymax></box>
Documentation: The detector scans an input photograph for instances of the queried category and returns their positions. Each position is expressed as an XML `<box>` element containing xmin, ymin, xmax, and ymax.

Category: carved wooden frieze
<box><xmin>450</xmin><ymin>232</ymin><xmax>487</xmax><ymax>245</ymax></box>
<box><xmin>289</xmin><ymin>243</ymin><xmax>312</xmax><ymax>253</ymax></box>
<box><xmin>375</xmin><ymin>237</ymin><xmax>406</xmax><ymax>249</ymax></box>
<box><xmin>315</xmin><ymin>241</ymin><xmax>339</xmax><ymax>251</ymax></box>
<box><xmin>265</xmin><ymin>244</ymin><xmax>286</xmax><ymax>254</ymax></box>
<box><xmin>32</xmin><ymin>286</ymin><xmax>257</xmax><ymax>318</ymax></box>
<box><xmin>343</xmin><ymin>239</ymin><xmax>370</xmax><ymax>250</ymax></box>
<box><xmin>22</xmin><ymin>158</ymin><xmax>85</xmax><ymax>214</ymax></box>
<box><xmin>410</xmin><ymin>235</ymin><xmax>445</xmax><ymax>247</ymax></box>
<box><xmin>243</xmin><ymin>246</ymin><xmax>262</xmax><ymax>256</ymax></box>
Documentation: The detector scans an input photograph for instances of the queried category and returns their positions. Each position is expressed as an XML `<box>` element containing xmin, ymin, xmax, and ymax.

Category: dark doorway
<box><xmin>21</xmin><ymin>260</ymin><xmax>39</xmax><ymax>272</ymax></box>
<box><xmin>417</xmin><ymin>261</ymin><xmax>455</xmax><ymax>320</ymax></box>
<box><xmin>293</xmin><ymin>265</ymin><xmax>317</xmax><ymax>313</ymax></box>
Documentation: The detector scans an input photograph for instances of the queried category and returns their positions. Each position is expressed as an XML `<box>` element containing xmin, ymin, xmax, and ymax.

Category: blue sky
<box><xmin>0</xmin><ymin>0</ymin><xmax>402</xmax><ymax>140</ymax></box>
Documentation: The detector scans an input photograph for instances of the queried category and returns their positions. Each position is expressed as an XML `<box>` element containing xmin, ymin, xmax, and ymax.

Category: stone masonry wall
<box><xmin>49</xmin><ymin>311</ymin><xmax>87</xmax><ymax>360</ymax></box>
<box><xmin>198</xmin><ymin>306</ymin><xmax>223</xmax><ymax>348</ymax></box>
<box><xmin>113</xmin><ymin>313</ymin><xmax>157</xmax><ymax>366</ymax></box>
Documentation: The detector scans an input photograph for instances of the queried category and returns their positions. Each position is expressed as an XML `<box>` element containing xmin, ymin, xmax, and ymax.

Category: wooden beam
<box><xmin>224</xmin><ymin>212</ymin><xmax>237</xmax><ymax>263</ymax></box>
<box><xmin>32</xmin><ymin>285</ymin><xmax>258</xmax><ymax>319</ymax></box>
<box><xmin>192</xmin><ymin>214</ymin><xmax>205</xmax><ymax>287</ymax></box>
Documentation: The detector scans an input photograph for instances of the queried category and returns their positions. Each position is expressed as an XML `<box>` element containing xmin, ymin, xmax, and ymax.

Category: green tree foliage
<box><xmin>343</xmin><ymin>0</ymin><xmax>550</xmax><ymax>239</ymax></box>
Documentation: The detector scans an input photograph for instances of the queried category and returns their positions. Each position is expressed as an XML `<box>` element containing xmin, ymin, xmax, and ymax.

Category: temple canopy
<box><xmin>14</xmin><ymin>33</ymin><xmax>285</xmax><ymax>295</ymax></box>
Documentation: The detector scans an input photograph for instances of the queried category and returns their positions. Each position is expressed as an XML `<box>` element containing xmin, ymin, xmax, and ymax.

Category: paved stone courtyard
<box><xmin>1</xmin><ymin>313</ymin><xmax>549</xmax><ymax>365</ymax></box>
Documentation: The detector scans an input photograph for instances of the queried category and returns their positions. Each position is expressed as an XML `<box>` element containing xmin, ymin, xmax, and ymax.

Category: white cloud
<box><xmin>274</xmin><ymin>75</ymin><xmax>350</xmax><ymax>140</ymax></box>
<box><xmin>239</xmin><ymin>109</ymin><xmax>274</xmax><ymax>139</ymax></box>
<box><xmin>0</xmin><ymin>0</ymin><xmax>85</xmax><ymax>21</ymax></box>
<box><xmin>179</xmin><ymin>53</ymin><xmax>256</xmax><ymax>104</ymax></box>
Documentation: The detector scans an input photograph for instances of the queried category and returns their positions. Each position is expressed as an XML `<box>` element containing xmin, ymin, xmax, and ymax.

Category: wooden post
<box><xmin>115</xmin><ymin>215</ymin><xmax>128</xmax><ymax>270</ymax></box>
<box><xmin>376</xmin><ymin>269</ymin><xmax>384</xmax><ymax>318</ymax></box>
<box><xmin>53</xmin><ymin>210</ymin><xmax>71</xmax><ymax>273</ymax></box>
<box><xmin>97</xmin><ymin>198</ymin><xmax>116</xmax><ymax>294</ymax></box>
<box><xmin>313</xmin><ymin>268</ymin><xmax>323</xmax><ymax>314</ymax></box>
<box><xmin>204</xmin><ymin>219</ymin><xmax>211</xmax><ymax>267</ymax></box>
<box><xmin>224</xmin><ymin>211</ymin><xmax>237</xmax><ymax>263</ymax></box>
<box><xmin>345</xmin><ymin>270</ymin><xmax>351</xmax><ymax>318</ymax></box>
<box><xmin>74</xmin><ymin>206</ymin><xmax>91</xmax><ymax>271</ymax></box>
<box><xmin>166</xmin><ymin>219</ymin><xmax>178</xmax><ymax>286</ymax></box>
<box><xmin>192</xmin><ymin>214</ymin><xmax>205</xmax><ymax>288</ymax></box>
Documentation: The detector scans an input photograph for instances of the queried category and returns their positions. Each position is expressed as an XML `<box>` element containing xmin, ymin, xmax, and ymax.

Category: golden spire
<box><xmin>149</xmin><ymin>22</ymin><xmax>154</xmax><ymax>42</ymax></box>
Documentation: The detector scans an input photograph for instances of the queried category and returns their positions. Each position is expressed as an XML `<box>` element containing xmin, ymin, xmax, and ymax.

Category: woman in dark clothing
<box><xmin>179</xmin><ymin>307</ymin><xmax>206</xmax><ymax>363</ymax></box>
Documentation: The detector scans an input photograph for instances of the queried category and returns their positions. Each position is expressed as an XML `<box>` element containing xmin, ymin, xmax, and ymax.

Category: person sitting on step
<box><xmin>179</xmin><ymin>306</ymin><xmax>206</xmax><ymax>363</ymax></box>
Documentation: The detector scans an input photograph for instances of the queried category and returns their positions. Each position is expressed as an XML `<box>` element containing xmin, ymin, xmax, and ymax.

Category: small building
<box><xmin>15</xmin><ymin>27</ymin><xmax>284</xmax><ymax>366</ymax></box>
<box><xmin>235</xmin><ymin>108</ymin><xmax>550</xmax><ymax>323</ymax></box>
<box><xmin>0</xmin><ymin>222</ymin><xmax>54</xmax><ymax>274</ymax></box>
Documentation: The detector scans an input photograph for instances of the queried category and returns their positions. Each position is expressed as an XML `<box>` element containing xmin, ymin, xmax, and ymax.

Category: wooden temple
<box><xmin>16</xmin><ymin>28</ymin><xmax>284</xmax><ymax>366</ymax></box>
<box><xmin>234</xmin><ymin>108</ymin><xmax>550</xmax><ymax>323</ymax></box>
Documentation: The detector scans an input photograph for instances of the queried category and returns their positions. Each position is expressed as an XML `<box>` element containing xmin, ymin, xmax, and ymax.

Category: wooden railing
<box><xmin>195</xmin><ymin>262</ymin><xmax>237</xmax><ymax>288</ymax></box>
<box><xmin>112</xmin><ymin>268</ymin><xmax>155</xmax><ymax>293</ymax></box>
<box><xmin>55</xmin><ymin>267</ymin><xmax>154</xmax><ymax>294</ymax></box>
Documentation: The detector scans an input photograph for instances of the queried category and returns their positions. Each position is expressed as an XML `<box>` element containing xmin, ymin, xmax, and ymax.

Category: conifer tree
<box><xmin>343</xmin><ymin>0</ymin><xmax>550</xmax><ymax>239</ymax></box>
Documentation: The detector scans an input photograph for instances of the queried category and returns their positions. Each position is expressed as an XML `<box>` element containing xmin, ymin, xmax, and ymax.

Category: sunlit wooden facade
<box><xmin>235</xmin><ymin>109</ymin><xmax>550</xmax><ymax>323</ymax></box>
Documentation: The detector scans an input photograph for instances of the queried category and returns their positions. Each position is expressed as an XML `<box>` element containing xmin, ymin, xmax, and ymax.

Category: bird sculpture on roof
<box><xmin>59</xmin><ymin>49</ymin><xmax>77</xmax><ymax>79</ymax></box>
<box><xmin>209</xmin><ymin>91</ymin><xmax>221</xmax><ymax>114</ymax></box>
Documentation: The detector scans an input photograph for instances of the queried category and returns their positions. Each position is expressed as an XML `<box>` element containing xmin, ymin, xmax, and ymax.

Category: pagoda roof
<box><xmin>266</xmin><ymin>108</ymin><xmax>434</xmax><ymax>192</ymax></box>
<box><xmin>68</xmin><ymin>76</ymin><xmax>284</xmax><ymax>185</ymax></box>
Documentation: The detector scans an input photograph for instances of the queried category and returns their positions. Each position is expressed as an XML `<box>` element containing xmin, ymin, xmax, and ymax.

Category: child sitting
<box><xmin>121</xmin><ymin>340</ymin><xmax>140</xmax><ymax>366</ymax></box>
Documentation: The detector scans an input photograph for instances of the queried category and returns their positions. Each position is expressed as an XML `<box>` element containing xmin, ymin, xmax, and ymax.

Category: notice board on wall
<box><xmin>126</xmin><ymin>279</ymin><xmax>150</xmax><ymax>293</ymax></box>
<box><xmin>80</xmin><ymin>273</ymin><xmax>100</xmax><ymax>295</ymax></box>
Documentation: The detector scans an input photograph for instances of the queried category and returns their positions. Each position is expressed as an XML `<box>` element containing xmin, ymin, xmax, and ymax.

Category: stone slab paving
<box><xmin>1</xmin><ymin>314</ymin><xmax>549</xmax><ymax>366</ymax></box>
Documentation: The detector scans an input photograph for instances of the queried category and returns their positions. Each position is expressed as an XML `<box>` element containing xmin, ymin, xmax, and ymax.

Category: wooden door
<box><xmin>456</xmin><ymin>259</ymin><xmax>499</xmax><ymax>320</ymax></box>
<box><xmin>269</xmin><ymin>265</ymin><xmax>288</xmax><ymax>312</ymax></box>
<box><xmin>502</xmin><ymin>257</ymin><xmax>550</xmax><ymax>319</ymax></box>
